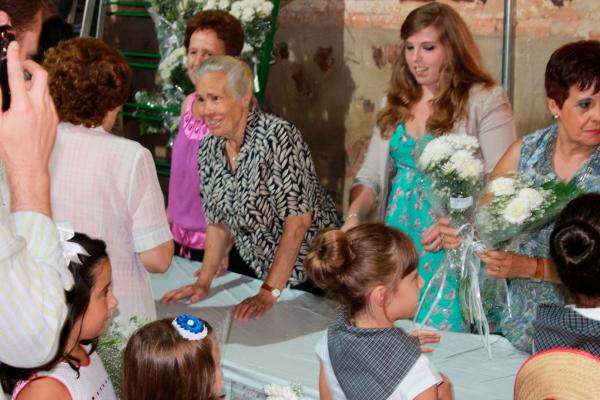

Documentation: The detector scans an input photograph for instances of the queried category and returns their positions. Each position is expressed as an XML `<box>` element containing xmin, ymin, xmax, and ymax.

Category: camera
<box><xmin>0</xmin><ymin>25</ymin><xmax>16</xmax><ymax>112</ymax></box>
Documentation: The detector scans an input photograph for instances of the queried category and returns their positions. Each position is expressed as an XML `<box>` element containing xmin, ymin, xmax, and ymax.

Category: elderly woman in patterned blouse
<box><xmin>161</xmin><ymin>56</ymin><xmax>340</xmax><ymax>320</ymax></box>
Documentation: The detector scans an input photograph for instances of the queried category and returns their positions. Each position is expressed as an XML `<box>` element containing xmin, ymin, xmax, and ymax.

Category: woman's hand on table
<box><xmin>160</xmin><ymin>280</ymin><xmax>211</xmax><ymax>304</ymax></box>
<box><xmin>233</xmin><ymin>290</ymin><xmax>277</xmax><ymax>320</ymax></box>
<box><xmin>410</xmin><ymin>329</ymin><xmax>440</xmax><ymax>353</ymax></box>
<box><xmin>421</xmin><ymin>217</ymin><xmax>462</xmax><ymax>252</ymax></box>
<box><xmin>479</xmin><ymin>250</ymin><xmax>534</xmax><ymax>279</ymax></box>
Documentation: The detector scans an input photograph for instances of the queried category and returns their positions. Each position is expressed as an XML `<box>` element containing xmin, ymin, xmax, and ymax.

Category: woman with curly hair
<box><xmin>343</xmin><ymin>2</ymin><xmax>516</xmax><ymax>331</ymax></box>
<box><xmin>44</xmin><ymin>37</ymin><xmax>174</xmax><ymax>325</ymax></box>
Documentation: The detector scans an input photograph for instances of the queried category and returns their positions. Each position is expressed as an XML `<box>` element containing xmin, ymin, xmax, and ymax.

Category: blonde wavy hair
<box><xmin>377</xmin><ymin>2</ymin><xmax>495</xmax><ymax>138</ymax></box>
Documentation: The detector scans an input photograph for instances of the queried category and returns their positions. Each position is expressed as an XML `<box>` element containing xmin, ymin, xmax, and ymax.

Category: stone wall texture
<box><xmin>264</xmin><ymin>0</ymin><xmax>600</xmax><ymax>210</ymax></box>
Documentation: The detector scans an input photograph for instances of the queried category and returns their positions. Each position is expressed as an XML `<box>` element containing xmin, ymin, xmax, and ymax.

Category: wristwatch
<box><xmin>261</xmin><ymin>282</ymin><xmax>281</xmax><ymax>299</ymax></box>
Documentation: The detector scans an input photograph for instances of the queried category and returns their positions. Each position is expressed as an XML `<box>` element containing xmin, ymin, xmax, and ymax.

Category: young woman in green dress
<box><xmin>344</xmin><ymin>2</ymin><xmax>516</xmax><ymax>331</ymax></box>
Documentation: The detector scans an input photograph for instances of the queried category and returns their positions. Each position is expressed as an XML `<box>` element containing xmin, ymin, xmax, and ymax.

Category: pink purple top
<box><xmin>167</xmin><ymin>93</ymin><xmax>210</xmax><ymax>255</ymax></box>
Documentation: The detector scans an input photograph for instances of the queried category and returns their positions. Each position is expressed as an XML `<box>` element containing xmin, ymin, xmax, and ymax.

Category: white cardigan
<box><xmin>352</xmin><ymin>84</ymin><xmax>516</xmax><ymax>220</ymax></box>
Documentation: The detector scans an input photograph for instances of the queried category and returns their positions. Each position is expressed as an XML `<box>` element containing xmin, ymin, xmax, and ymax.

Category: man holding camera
<box><xmin>0</xmin><ymin>0</ymin><xmax>73</xmax><ymax>369</ymax></box>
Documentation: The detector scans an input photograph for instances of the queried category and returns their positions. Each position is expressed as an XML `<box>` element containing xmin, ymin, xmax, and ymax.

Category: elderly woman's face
<box><xmin>187</xmin><ymin>29</ymin><xmax>226</xmax><ymax>82</ymax></box>
<box><xmin>550</xmin><ymin>84</ymin><xmax>600</xmax><ymax>148</ymax></box>
<box><xmin>195</xmin><ymin>71</ymin><xmax>248</xmax><ymax>138</ymax></box>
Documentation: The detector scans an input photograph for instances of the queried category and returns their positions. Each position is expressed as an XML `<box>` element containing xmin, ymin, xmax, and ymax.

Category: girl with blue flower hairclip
<box><xmin>122</xmin><ymin>315</ymin><xmax>224</xmax><ymax>400</ymax></box>
<box><xmin>0</xmin><ymin>233</ymin><xmax>119</xmax><ymax>400</ymax></box>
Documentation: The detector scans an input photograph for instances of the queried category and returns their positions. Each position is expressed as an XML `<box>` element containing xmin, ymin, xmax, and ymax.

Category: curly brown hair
<box><xmin>377</xmin><ymin>2</ymin><xmax>495</xmax><ymax>138</ymax></box>
<box><xmin>43</xmin><ymin>37</ymin><xmax>132</xmax><ymax>128</ymax></box>
<box><xmin>184</xmin><ymin>10</ymin><xmax>244</xmax><ymax>57</ymax></box>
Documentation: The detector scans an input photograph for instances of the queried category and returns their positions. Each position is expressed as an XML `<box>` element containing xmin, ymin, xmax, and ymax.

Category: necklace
<box><xmin>225</xmin><ymin>140</ymin><xmax>240</xmax><ymax>166</ymax></box>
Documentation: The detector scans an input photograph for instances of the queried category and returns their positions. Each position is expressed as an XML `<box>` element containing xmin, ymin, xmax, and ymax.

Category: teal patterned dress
<box><xmin>502</xmin><ymin>124</ymin><xmax>600</xmax><ymax>353</ymax></box>
<box><xmin>384</xmin><ymin>123</ymin><xmax>467</xmax><ymax>332</ymax></box>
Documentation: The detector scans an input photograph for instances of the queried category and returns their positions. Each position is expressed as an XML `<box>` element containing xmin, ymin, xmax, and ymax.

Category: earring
<box><xmin>553</xmin><ymin>114</ymin><xmax>559</xmax><ymax>120</ymax></box>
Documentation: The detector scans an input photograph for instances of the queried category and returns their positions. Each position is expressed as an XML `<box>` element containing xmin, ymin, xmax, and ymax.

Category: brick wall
<box><xmin>265</xmin><ymin>0</ymin><xmax>600</xmax><ymax>211</ymax></box>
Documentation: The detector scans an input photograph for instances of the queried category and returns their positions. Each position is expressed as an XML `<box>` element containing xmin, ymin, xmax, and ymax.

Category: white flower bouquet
<box><xmin>97</xmin><ymin>316</ymin><xmax>148</xmax><ymax>398</ymax></box>
<box><xmin>475</xmin><ymin>175</ymin><xmax>582</xmax><ymax>247</ymax></box>
<box><xmin>473</xmin><ymin>175</ymin><xmax>583</xmax><ymax>334</ymax></box>
<box><xmin>414</xmin><ymin>134</ymin><xmax>497</xmax><ymax>355</ymax></box>
<box><xmin>416</xmin><ymin>133</ymin><xmax>485</xmax><ymax>223</ymax></box>
<box><xmin>135</xmin><ymin>0</ymin><xmax>276</xmax><ymax>141</ymax></box>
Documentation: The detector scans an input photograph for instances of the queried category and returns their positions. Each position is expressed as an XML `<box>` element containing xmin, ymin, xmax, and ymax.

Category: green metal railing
<box><xmin>106</xmin><ymin>1</ymin><xmax>151</xmax><ymax>17</ymax></box>
<box><xmin>154</xmin><ymin>159</ymin><xmax>171</xmax><ymax>177</ymax></box>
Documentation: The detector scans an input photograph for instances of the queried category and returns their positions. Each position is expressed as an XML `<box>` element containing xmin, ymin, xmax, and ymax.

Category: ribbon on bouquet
<box><xmin>456</xmin><ymin>224</ymin><xmax>492</xmax><ymax>358</ymax></box>
<box><xmin>414</xmin><ymin>223</ymin><xmax>510</xmax><ymax>358</ymax></box>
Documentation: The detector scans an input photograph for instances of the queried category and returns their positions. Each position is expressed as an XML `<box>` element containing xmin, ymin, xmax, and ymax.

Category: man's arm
<box><xmin>0</xmin><ymin>42</ymin><xmax>72</xmax><ymax>368</ymax></box>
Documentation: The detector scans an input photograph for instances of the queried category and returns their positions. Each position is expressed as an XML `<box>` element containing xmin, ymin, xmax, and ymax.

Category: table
<box><xmin>151</xmin><ymin>257</ymin><xmax>529</xmax><ymax>399</ymax></box>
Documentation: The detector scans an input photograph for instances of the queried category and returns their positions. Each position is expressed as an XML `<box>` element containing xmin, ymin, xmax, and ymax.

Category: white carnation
<box><xmin>445</xmin><ymin>133</ymin><xmax>480</xmax><ymax>151</ymax></box>
<box><xmin>229</xmin><ymin>2</ymin><xmax>242</xmax><ymax>17</ymax></box>
<box><xmin>418</xmin><ymin>138</ymin><xmax>453</xmax><ymax>169</ymax></box>
<box><xmin>457</xmin><ymin>156</ymin><xmax>484</xmax><ymax>180</ymax></box>
<box><xmin>489</xmin><ymin>177</ymin><xmax>516</xmax><ymax>197</ymax></box>
<box><xmin>241</xmin><ymin>7</ymin><xmax>254</xmax><ymax>22</ymax></box>
<box><xmin>218</xmin><ymin>0</ymin><xmax>231</xmax><ymax>9</ymax></box>
<box><xmin>503</xmin><ymin>197</ymin><xmax>533</xmax><ymax>224</ymax></box>
<box><xmin>516</xmin><ymin>188</ymin><xmax>545</xmax><ymax>210</ymax></box>
<box><xmin>260</xmin><ymin>1</ymin><xmax>274</xmax><ymax>16</ymax></box>
<box><xmin>204</xmin><ymin>0</ymin><xmax>217</xmax><ymax>9</ymax></box>
<box><xmin>445</xmin><ymin>150</ymin><xmax>478</xmax><ymax>177</ymax></box>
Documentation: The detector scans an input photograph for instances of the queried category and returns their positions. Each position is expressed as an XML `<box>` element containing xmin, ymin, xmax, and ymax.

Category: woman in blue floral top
<box><xmin>476</xmin><ymin>40</ymin><xmax>600</xmax><ymax>352</ymax></box>
<box><xmin>343</xmin><ymin>2</ymin><xmax>515</xmax><ymax>332</ymax></box>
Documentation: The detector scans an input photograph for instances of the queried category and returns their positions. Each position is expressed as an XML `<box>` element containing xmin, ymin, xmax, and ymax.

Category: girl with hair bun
<box><xmin>533</xmin><ymin>193</ymin><xmax>600</xmax><ymax>357</ymax></box>
<box><xmin>305</xmin><ymin>223</ymin><xmax>452</xmax><ymax>400</ymax></box>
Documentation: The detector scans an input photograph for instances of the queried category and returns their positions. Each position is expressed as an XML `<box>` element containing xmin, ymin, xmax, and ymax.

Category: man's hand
<box><xmin>0</xmin><ymin>41</ymin><xmax>58</xmax><ymax>215</ymax></box>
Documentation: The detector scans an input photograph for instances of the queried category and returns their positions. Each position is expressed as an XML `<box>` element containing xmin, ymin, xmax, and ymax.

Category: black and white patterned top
<box><xmin>533</xmin><ymin>304</ymin><xmax>600</xmax><ymax>357</ymax></box>
<box><xmin>199</xmin><ymin>108</ymin><xmax>339</xmax><ymax>286</ymax></box>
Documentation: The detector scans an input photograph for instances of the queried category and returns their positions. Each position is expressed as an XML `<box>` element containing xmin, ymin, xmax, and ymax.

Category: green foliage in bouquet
<box><xmin>97</xmin><ymin>317</ymin><xmax>148</xmax><ymax>398</ymax></box>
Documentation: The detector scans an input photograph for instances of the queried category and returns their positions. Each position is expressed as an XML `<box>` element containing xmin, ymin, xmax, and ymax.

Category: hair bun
<box><xmin>551</xmin><ymin>220</ymin><xmax>600</xmax><ymax>269</ymax></box>
<box><xmin>303</xmin><ymin>229</ymin><xmax>353</xmax><ymax>289</ymax></box>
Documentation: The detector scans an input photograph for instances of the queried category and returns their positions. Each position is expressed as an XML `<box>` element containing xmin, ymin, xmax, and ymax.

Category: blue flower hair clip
<box><xmin>172</xmin><ymin>314</ymin><xmax>208</xmax><ymax>341</ymax></box>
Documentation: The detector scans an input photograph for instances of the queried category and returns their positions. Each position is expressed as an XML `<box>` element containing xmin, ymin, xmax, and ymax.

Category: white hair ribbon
<box><xmin>55</xmin><ymin>221</ymin><xmax>89</xmax><ymax>265</ymax></box>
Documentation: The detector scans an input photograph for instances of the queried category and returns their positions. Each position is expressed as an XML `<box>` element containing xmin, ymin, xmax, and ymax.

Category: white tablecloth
<box><xmin>151</xmin><ymin>257</ymin><xmax>529</xmax><ymax>399</ymax></box>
